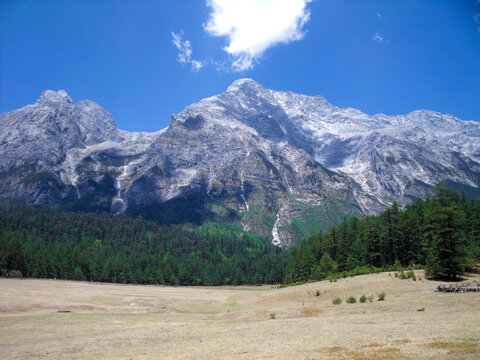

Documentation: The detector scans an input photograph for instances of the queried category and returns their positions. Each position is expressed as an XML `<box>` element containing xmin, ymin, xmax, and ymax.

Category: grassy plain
<box><xmin>1</xmin><ymin>270</ymin><xmax>479</xmax><ymax>359</ymax></box>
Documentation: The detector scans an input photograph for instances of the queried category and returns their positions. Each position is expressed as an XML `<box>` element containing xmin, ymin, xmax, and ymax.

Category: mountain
<box><xmin>0</xmin><ymin>79</ymin><xmax>479</xmax><ymax>246</ymax></box>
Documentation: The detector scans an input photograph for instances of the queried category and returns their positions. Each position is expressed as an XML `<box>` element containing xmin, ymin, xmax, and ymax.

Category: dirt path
<box><xmin>1</xmin><ymin>271</ymin><xmax>479</xmax><ymax>359</ymax></box>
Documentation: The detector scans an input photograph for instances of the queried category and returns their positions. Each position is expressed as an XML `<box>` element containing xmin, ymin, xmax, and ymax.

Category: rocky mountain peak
<box><xmin>36</xmin><ymin>90</ymin><xmax>73</xmax><ymax>106</ymax></box>
<box><xmin>226</xmin><ymin>78</ymin><xmax>262</xmax><ymax>92</ymax></box>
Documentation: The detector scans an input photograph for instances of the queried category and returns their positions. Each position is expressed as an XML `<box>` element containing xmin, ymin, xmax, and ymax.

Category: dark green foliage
<box><xmin>359</xmin><ymin>295</ymin><xmax>367</xmax><ymax>303</ymax></box>
<box><xmin>424</xmin><ymin>184</ymin><xmax>466</xmax><ymax>280</ymax></box>
<box><xmin>2</xmin><ymin>183</ymin><xmax>476</xmax><ymax>286</ymax></box>
<box><xmin>332</xmin><ymin>297</ymin><xmax>342</xmax><ymax>305</ymax></box>
<box><xmin>0</xmin><ymin>206</ymin><xmax>287</xmax><ymax>285</ymax></box>
<box><xmin>378</xmin><ymin>292</ymin><xmax>386</xmax><ymax>301</ymax></box>
<box><xmin>284</xmin><ymin>183</ymin><xmax>479</xmax><ymax>282</ymax></box>
<box><xmin>346</xmin><ymin>296</ymin><xmax>356</xmax><ymax>304</ymax></box>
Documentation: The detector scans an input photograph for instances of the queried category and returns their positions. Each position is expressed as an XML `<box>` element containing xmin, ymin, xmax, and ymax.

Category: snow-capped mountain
<box><xmin>0</xmin><ymin>79</ymin><xmax>479</xmax><ymax>246</ymax></box>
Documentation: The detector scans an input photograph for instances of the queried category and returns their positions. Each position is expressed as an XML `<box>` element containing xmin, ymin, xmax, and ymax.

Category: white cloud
<box><xmin>190</xmin><ymin>60</ymin><xmax>203</xmax><ymax>72</ymax></box>
<box><xmin>171</xmin><ymin>31</ymin><xmax>204</xmax><ymax>72</ymax></box>
<box><xmin>204</xmin><ymin>0</ymin><xmax>311</xmax><ymax>71</ymax></box>
<box><xmin>373</xmin><ymin>31</ymin><xmax>387</xmax><ymax>44</ymax></box>
<box><xmin>376</xmin><ymin>11</ymin><xmax>382</xmax><ymax>19</ymax></box>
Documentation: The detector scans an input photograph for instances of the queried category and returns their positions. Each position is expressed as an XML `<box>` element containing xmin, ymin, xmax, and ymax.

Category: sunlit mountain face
<box><xmin>1</xmin><ymin>79</ymin><xmax>479</xmax><ymax>246</ymax></box>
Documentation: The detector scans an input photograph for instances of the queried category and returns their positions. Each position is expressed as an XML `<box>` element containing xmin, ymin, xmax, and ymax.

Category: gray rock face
<box><xmin>0</xmin><ymin>90</ymin><xmax>123</xmax><ymax>171</ymax></box>
<box><xmin>0</xmin><ymin>80</ymin><xmax>479</xmax><ymax>246</ymax></box>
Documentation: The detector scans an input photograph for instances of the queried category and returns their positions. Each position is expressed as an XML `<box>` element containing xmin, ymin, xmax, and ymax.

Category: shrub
<box><xmin>332</xmin><ymin>298</ymin><xmax>342</xmax><ymax>305</ymax></box>
<box><xmin>367</xmin><ymin>295</ymin><xmax>374</xmax><ymax>302</ymax></box>
<box><xmin>346</xmin><ymin>296</ymin><xmax>357</xmax><ymax>304</ymax></box>
<box><xmin>406</xmin><ymin>270</ymin><xmax>416</xmax><ymax>281</ymax></box>
<box><xmin>269</xmin><ymin>312</ymin><xmax>276</xmax><ymax>319</ymax></box>
<box><xmin>327</xmin><ymin>274</ymin><xmax>339</xmax><ymax>282</ymax></box>
<box><xmin>359</xmin><ymin>295</ymin><xmax>367</xmax><ymax>303</ymax></box>
<box><xmin>395</xmin><ymin>270</ymin><xmax>416</xmax><ymax>280</ymax></box>
<box><xmin>378</xmin><ymin>292</ymin><xmax>386</xmax><ymax>301</ymax></box>
<box><xmin>315</xmin><ymin>290</ymin><xmax>320</xmax><ymax>297</ymax></box>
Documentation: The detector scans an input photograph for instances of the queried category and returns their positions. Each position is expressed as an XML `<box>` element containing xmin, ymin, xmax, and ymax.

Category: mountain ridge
<box><xmin>0</xmin><ymin>79</ymin><xmax>479</xmax><ymax>246</ymax></box>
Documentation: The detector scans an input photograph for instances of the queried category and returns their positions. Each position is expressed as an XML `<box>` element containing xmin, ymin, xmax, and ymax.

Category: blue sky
<box><xmin>1</xmin><ymin>0</ymin><xmax>479</xmax><ymax>132</ymax></box>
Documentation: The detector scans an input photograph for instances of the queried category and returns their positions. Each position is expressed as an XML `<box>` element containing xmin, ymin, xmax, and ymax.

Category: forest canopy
<box><xmin>0</xmin><ymin>206</ymin><xmax>286</xmax><ymax>285</ymax></box>
<box><xmin>285</xmin><ymin>183</ymin><xmax>480</xmax><ymax>282</ymax></box>
<box><xmin>1</xmin><ymin>183</ymin><xmax>478</xmax><ymax>285</ymax></box>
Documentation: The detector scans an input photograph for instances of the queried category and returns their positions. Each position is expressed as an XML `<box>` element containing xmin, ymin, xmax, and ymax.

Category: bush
<box><xmin>346</xmin><ymin>296</ymin><xmax>357</xmax><ymax>304</ymax></box>
<box><xmin>395</xmin><ymin>270</ymin><xmax>416</xmax><ymax>280</ymax></box>
<box><xmin>359</xmin><ymin>295</ymin><xmax>367</xmax><ymax>303</ymax></box>
<box><xmin>378</xmin><ymin>292</ymin><xmax>386</xmax><ymax>301</ymax></box>
<box><xmin>315</xmin><ymin>290</ymin><xmax>320</xmax><ymax>297</ymax></box>
<box><xmin>406</xmin><ymin>270</ymin><xmax>416</xmax><ymax>281</ymax></box>
<box><xmin>367</xmin><ymin>295</ymin><xmax>374</xmax><ymax>302</ymax></box>
<box><xmin>393</xmin><ymin>259</ymin><xmax>402</xmax><ymax>269</ymax></box>
<box><xmin>269</xmin><ymin>312</ymin><xmax>276</xmax><ymax>319</ymax></box>
<box><xmin>332</xmin><ymin>298</ymin><xmax>342</xmax><ymax>305</ymax></box>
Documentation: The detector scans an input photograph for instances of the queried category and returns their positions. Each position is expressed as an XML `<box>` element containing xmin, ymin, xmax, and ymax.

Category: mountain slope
<box><xmin>0</xmin><ymin>79</ymin><xmax>479</xmax><ymax>246</ymax></box>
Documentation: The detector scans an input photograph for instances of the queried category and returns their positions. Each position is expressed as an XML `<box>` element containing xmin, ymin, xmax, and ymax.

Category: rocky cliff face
<box><xmin>0</xmin><ymin>79</ymin><xmax>479</xmax><ymax>246</ymax></box>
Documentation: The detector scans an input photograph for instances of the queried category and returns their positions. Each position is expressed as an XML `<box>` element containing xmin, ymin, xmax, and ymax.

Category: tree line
<box><xmin>0</xmin><ymin>206</ymin><xmax>287</xmax><ymax>285</ymax></box>
<box><xmin>1</xmin><ymin>183</ymin><xmax>478</xmax><ymax>285</ymax></box>
<box><xmin>285</xmin><ymin>183</ymin><xmax>480</xmax><ymax>282</ymax></box>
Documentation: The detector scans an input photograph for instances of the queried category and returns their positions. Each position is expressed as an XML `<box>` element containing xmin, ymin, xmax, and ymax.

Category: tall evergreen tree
<box><xmin>424</xmin><ymin>184</ymin><xmax>466</xmax><ymax>279</ymax></box>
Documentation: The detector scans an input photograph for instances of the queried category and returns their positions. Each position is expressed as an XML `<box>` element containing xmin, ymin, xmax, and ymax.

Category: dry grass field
<box><xmin>1</xmin><ymin>270</ymin><xmax>479</xmax><ymax>359</ymax></box>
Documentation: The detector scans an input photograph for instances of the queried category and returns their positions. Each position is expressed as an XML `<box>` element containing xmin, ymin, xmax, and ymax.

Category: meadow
<box><xmin>1</xmin><ymin>270</ymin><xmax>479</xmax><ymax>359</ymax></box>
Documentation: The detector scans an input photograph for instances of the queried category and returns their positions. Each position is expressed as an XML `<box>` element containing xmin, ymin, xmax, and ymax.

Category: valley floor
<box><xmin>1</xmin><ymin>271</ymin><xmax>479</xmax><ymax>359</ymax></box>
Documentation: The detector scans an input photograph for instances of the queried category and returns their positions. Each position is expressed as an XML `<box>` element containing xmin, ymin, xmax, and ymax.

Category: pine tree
<box><xmin>311</xmin><ymin>252</ymin><xmax>337</xmax><ymax>280</ymax></box>
<box><xmin>362</xmin><ymin>216</ymin><xmax>382</xmax><ymax>267</ymax></box>
<box><xmin>424</xmin><ymin>183</ymin><xmax>466</xmax><ymax>279</ymax></box>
